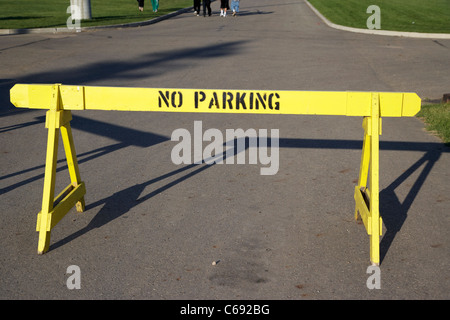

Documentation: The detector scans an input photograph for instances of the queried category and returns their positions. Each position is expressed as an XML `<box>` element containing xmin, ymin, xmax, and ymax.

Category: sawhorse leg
<box><xmin>354</xmin><ymin>93</ymin><xmax>383</xmax><ymax>265</ymax></box>
<box><xmin>36</xmin><ymin>85</ymin><xmax>85</xmax><ymax>254</ymax></box>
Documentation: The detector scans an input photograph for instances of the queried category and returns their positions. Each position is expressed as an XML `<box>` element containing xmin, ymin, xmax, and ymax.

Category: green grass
<box><xmin>0</xmin><ymin>0</ymin><xmax>192</xmax><ymax>29</ymax></box>
<box><xmin>308</xmin><ymin>0</ymin><xmax>450</xmax><ymax>33</ymax></box>
<box><xmin>417</xmin><ymin>103</ymin><xmax>450</xmax><ymax>145</ymax></box>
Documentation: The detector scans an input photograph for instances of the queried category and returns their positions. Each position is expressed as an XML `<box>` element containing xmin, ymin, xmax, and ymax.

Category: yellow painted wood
<box><xmin>36</xmin><ymin>183</ymin><xmax>86</xmax><ymax>231</ymax></box>
<box><xmin>60</xmin><ymin>119</ymin><xmax>85</xmax><ymax>212</ymax></box>
<box><xmin>38</xmin><ymin>121</ymin><xmax>58</xmax><ymax>254</ymax></box>
<box><xmin>354</xmin><ymin>186</ymin><xmax>371</xmax><ymax>233</ymax></box>
<box><xmin>45</xmin><ymin>109</ymin><xmax>72</xmax><ymax>129</ymax></box>
<box><xmin>35</xmin><ymin>85</ymin><xmax>85</xmax><ymax>254</ymax></box>
<box><xmin>10</xmin><ymin>84</ymin><xmax>421</xmax><ymax>117</ymax></box>
<box><xmin>49</xmin><ymin>183</ymin><xmax>85</xmax><ymax>230</ymax></box>
<box><xmin>354</xmin><ymin>94</ymin><xmax>385</xmax><ymax>264</ymax></box>
<box><xmin>37</xmin><ymin>86</ymin><xmax>61</xmax><ymax>254</ymax></box>
<box><xmin>11</xmin><ymin>84</ymin><xmax>421</xmax><ymax>260</ymax></box>
<box><xmin>357</xmin><ymin>121</ymin><xmax>371</xmax><ymax>187</ymax></box>
<box><xmin>369</xmin><ymin>93</ymin><xmax>381</xmax><ymax>265</ymax></box>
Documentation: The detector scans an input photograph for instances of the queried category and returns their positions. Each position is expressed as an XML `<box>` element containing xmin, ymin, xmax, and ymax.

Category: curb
<box><xmin>0</xmin><ymin>6</ymin><xmax>194</xmax><ymax>35</ymax></box>
<box><xmin>304</xmin><ymin>0</ymin><xmax>450</xmax><ymax>40</ymax></box>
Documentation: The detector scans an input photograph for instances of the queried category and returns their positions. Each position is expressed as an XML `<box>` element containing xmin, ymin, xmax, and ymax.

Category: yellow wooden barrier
<box><xmin>10</xmin><ymin>84</ymin><xmax>421</xmax><ymax>264</ymax></box>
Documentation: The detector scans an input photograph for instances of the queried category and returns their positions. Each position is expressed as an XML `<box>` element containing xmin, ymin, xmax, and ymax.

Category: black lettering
<box><xmin>268</xmin><ymin>93</ymin><xmax>280</xmax><ymax>110</ymax></box>
<box><xmin>236</xmin><ymin>92</ymin><xmax>246</xmax><ymax>110</ymax></box>
<box><xmin>158</xmin><ymin>90</ymin><xmax>170</xmax><ymax>108</ymax></box>
<box><xmin>208</xmin><ymin>92</ymin><xmax>220</xmax><ymax>109</ymax></box>
<box><xmin>255</xmin><ymin>93</ymin><xmax>266</xmax><ymax>110</ymax></box>
<box><xmin>195</xmin><ymin>91</ymin><xmax>206</xmax><ymax>108</ymax></box>
<box><xmin>223</xmin><ymin>92</ymin><xmax>233</xmax><ymax>109</ymax></box>
<box><xmin>171</xmin><ymin>91</ymin><xmax>183</xmax><ymax>108</ymax></box>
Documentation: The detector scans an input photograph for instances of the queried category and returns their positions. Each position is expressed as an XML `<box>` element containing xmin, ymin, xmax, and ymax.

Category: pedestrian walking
<box><xmin>137</xmin><ymin>0</ymin><xmax>144</xmax><ymax>12</ymax></box>
<box><xmin>193</xmin><ymin>0</ymin><xmax>201</xmax><ymax>15</ymax></box>
<box><xmin>151</xmin><ymin>0</ymin><xmax>159</xmax><ymax>12</ymax></box>
<box><xmin>220</xmin><ymin>0</ymin><xmax>229</xmax><ymax>17</ymax></box>
<box><xmin>230</xmin><ymin>0</ymin><xmax>240</xmax><ymax>16</ymax></box>
<box><xmin>203</xmin><ymin>0</ymin><xmax>212</xmax><ymax>17</ymax></box>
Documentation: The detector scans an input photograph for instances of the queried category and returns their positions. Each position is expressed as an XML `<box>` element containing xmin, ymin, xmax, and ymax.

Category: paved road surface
<box><xmin>0</xmin><ymin>0</ymin><xmax>449</xmax><ymax>300</ymax></box>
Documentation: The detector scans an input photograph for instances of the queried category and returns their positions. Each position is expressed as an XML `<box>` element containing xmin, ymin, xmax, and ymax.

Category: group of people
<box><xmin>137</xmin><ymin>0</ymin><xmax>159</xmax><ymax>12</ymax></box>
<box><xmin>136</xmin><ymin>0</ymin><xmax>240</xmax><ymax>17</ymax></box>
<box><xmin>194</xmin><ymin>0</ymin><xmax>240</xmax><ymax>17</ymax></box>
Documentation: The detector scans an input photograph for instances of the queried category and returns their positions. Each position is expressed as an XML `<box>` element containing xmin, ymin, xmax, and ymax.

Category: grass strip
<box><xmin>417</xmin><ymin>103</ymin><xmax>450</xmax><ymax>145</ymax></box>
<box><xmin>0</xmin><ymin>0</ymin><xmax>192</xmax><ymax>29</ymax></box>
<box><xmin>308</xmin><ymin>0</ymin><xmax>450</xmax><ymax>33</ymax></box>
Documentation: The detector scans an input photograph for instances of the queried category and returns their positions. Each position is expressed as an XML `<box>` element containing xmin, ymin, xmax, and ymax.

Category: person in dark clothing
<box><xmin>137</xmin><ymin>0</ymin><xmax>144</xmax><ymax>11</ymax></box>
<box><xmin>203</xmin><ymin>0</ymin><xmax>212</xmax><ymax>17</ymax></box>
<box><xmin>220</xmin><ymin>0</ymin><xmax>230</xmax><ymax>16</ymax></box>
<box><xmin>194</xmin><ymin>0</ymin><xmax>201</xmax><ymax>15</ymax></box>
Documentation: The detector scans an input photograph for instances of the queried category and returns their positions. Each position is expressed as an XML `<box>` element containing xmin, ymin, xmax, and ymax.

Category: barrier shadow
<box><xmin>379</xmin><ymin>149</ymin><xmax>441</xmax><ymax>264</ymax></box>
<box><xmin>51</xmin><ymin>138</ymin><xmax>258</xmax><ymax>250</ymax></box>
<box><xmin>50</xmin><ymin>137</ymin><xmax>448</xmax><ymax>260</ymax></box>
<box><xmin>0</xmin><ymin>114</ymin><xmax>169</xmax><ymax>196</ymax></box>
<box><xmin>50</xmin><ymin>163</ymin><xmax>211</xmax><ymax>251</ymax></box>
<box><xmin>0</xmin><ymin>39</ymin><xmax>247</xmax><ymax>117</ymax></box>
<box><xmin>50</xmin><ymin>146</ymin><xmax>230</xmax><ymax>251</ymax></box>
<box><xmin>280</xmin><ymin>138</ymin><xmax>448</xmax><ymax>265</ymax></box>
<box><xmin>0</xmin><ymin>114</ymin><xmax>45</xmax><ymax>133</ymax></box>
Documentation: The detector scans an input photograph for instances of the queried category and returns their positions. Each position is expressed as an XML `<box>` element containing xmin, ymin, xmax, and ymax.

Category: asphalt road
<box><xmin>0</xmin><ymin>0</ymin><xmax>449</xmax><ymax>300</ymax></box>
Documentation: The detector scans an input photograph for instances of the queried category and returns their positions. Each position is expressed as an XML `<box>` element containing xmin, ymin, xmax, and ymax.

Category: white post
<box><xmin>70</xmin><ymin>0</ymin><xmax>92</xmax><ymax>20</ymax></box>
